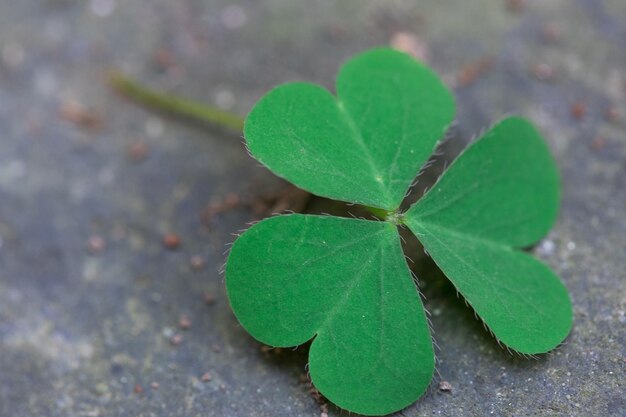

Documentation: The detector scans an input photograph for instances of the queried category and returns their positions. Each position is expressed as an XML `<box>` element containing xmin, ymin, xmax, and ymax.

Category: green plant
<box><xmin>109</xmin><ymin>71</ymin><xmax>245</xmax><ymax>131</ymax></box>
<box><xmin>225</xmin><ymin>48</ymin><xmax>572</xmax><ymax>416</ymax></box>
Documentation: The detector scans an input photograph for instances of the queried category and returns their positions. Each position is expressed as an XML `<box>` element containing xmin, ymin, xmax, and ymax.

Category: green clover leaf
<box><xmin>226</xmin><ymin>48</ymin><xmax>572</xmax><ymax>416</ymax></box>
<box><xmin>244</xmin><ymin>48</ymin><xmax>454</xmax><ymax>210</ymax></box>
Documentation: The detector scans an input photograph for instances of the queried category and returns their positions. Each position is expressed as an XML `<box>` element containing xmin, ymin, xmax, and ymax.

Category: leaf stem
<box><xmin>363</xmin><ymin>206</ymin><xmax>389</xmax><ymax>220</ymax></box>
<box><xmin>363</xmin><ymin>207</ymin><xmax>407</xmax><ymax>225</ymax></box>
<box><xmin>108</xmin><ymin>71</ymin><xmax>245</xmax><ymax>132</ymax></box>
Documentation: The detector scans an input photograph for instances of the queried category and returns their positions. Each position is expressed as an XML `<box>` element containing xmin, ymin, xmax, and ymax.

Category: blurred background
<box><xmin>0</xmin><ymin>0</ymin><xmax>624</xmax><ymax>416</ymax></box>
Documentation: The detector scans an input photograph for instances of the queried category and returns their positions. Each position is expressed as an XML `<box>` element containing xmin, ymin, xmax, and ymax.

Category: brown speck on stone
<box><xmin>204</xmin><ymin>292</ymin><xmax>216</xmax><ymax>305</ymax></box>
<box><xmin>190</xmin><ymin>255</ymin><xmax>206</xmax><ymax>271</ymax></box>
<box><xmin>542</xmin><ymin>22</ymin><xmax>560</xmax><ymax>43</ymax></box>
<box><xmin>506</xmin><ymin>0</ymin><xmax>525</xmax><ymax>13</ymax></box>
<box><xmin>438</xmin><ymin>380</ymin><xmax>453</xmax><ymax>392</ymax></box>
<box><xmin>150</xmin><ymin>382</ymin><xmax>160</xmax><ymax>389</ymax></box>
<box><xmin>87</xmin><ymin>235</ymin><xmax>105</xmax><ymax>254</ymax></box>
<box><xmin>604</xmin><ymin>106</ymin><xmax>620</xmax><ymax>122</ymax></box>
<box><xmin>201</xmin><ymin>372</ymin><xmax>212</xmax><ymax>382</ymax></box>
<box><xmin>325</xmin><ymin>23</ymin><xmax>348</xmax><ymax>41</ymax></box>
<box><xmin>163</xmin><ymin>233</ymin><xmax>181</xmax><ymax>250</ymax></box>
<box><xmin>178</xmin><ymin>314</ymin><xmax>191</xmax><ymax>330</ymax></box>
<box><xmin>456</xmin><ymin>56</ymin><xmax>493</xmax><ymax>88</ymax></box>
<box><xmin>571</xmin><ymin>102</ymin><xmax>587</xmax><ymax>120</ymax></box>
<box><xmin>128</xmin><ymin>142</ymin><xmax>149</xmax><ymax>162</ymax></box>
<box><xmin>153</xmin><ymin>47</ymin><xmax>175</xmax><ymax>70</ymax></box>
<box><xmin>133</xmin><ymin>384</ymin><xmax>144</xmax><ymax>394</ymax></box>
<box><xmin>531</xmin><ymin>63</ymin><xmax>556</xmax><ymax>82</ymax></box>
<box><xmin>592</xmin><ymin>136</ymin><xmax>606</xmax><ymax>151</ymax></box>
<box><xmin>170</xmin><ymin>334</ymin><xmax>183</xmax><ymax>346</ymax></box>
<box><xmin>59</xmin><ymin>100</ymin><xmax>102</xmax><ymax>131</ymax></box>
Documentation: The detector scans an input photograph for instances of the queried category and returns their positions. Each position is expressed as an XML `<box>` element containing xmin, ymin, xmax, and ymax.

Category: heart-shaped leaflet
<box><xmin>244</xmin><ymin>48</ymin><xmax>455</xmax><ymax>210</ymax></box>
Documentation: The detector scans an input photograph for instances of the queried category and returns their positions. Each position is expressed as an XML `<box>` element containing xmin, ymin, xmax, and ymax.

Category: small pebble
<box><xmin>190</xmin><ymin>255</ymin><xmax>206</xmax><ymax>271</ymax></box>
<box><xmin>59</xmin><ymin>100</ymin><xmax>102</xmax><ymax>130</ymax></box>
<box><xmin>162</xmin><ymin>327</ymin><xmax>174</xmax><ymax>338</ymax></box>
<box><xmin>87</xmin><ymin>235</ymin><xmax>105</xmax><ymax>254</ymax></box>
<box><xmin>127</xmin><ymin>142</ymin><xmax>149</xmax><ymax>162</ymax></box>
<box><xmin>178</xmin><ymin>314</ymin><xmax>191</xmax><ymax>330</ymax></box>
<box><xmin>438</xmin><ymin>380</ymin><xmax>453</xmax><ymax>392</ymax></box>
<box><xmin>201</xmin><ymin>372</ymin><xmax>212</xmax><ymax>382</ymax></box>
<box><xmin>571</xmin><ymin>102</ymin><xmax>587</xmax><ymax>120</ymax></box>
<box><xmin>163</xmin><ymin>233</ymin><xmax>181</xmax><ymax>250</ymax></box>
<box><xmin>150</xmin><ymin>382</ymin><xmax>160</xmax><ymax>389</ymax></box>
<box><xmin>133</xmin><ymin>384</ymin><xmax>144</xmax><ymax>394</ymax></box>
<box><xmin>204</xmin><ymin>293</ymin><xmax>216</xmax><ymax>305</ymax></box>
<box><xmin>531</xmin><ymin>63</ymin><xmax>556</xmax><ymax>82</ymax></box>
<box><xmin>215</xmin><ymin>89</ymin><xmax>235</xmax><ymax>110</ymax></box>
<box><xmin>170</xmin><ymin>334</ymin><xmax>183</xmax><ymax>346</ymax></box>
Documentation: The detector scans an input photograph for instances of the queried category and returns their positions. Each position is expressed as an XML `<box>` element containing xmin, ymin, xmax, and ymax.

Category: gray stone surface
<box><xmin>0</xmin><ymin>0</ymin><xmax>624</xmax><ymax>416</ymax></box>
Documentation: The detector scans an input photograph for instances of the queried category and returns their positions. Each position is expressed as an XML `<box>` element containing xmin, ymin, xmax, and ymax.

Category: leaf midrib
<box><xmin>336</xmin><ymin>99</ymin><xmax>394</xmax><ymax>208</ymax></box>
<box><xmin>409</xmin><ymin>220</ymin><xmax>549</xmax><ymax>335</ymax></box>
<box><xmin>409</xmin><ymin>218</ymin><xmax>513</xmax><ymax>252</ymax></box>
<box><xmin>315</xmin><ymin>235</ymin><xmax>388</xmax><ymax>337</ymax></box>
